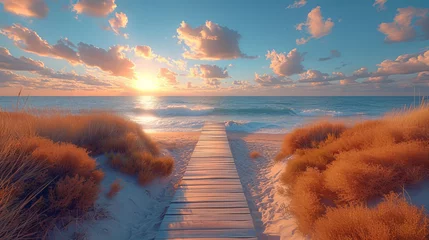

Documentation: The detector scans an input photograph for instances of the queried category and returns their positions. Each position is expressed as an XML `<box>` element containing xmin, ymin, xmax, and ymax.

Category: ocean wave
<box><xmin>225</xmin><ymin>120</ymin><xmax>286</xmax><ymax>133</ymax></box>
<box><xmin>132</xmin><ymin>105</ymin><xmax>297</xmax><ymax>117</ymax></box>
<box><xmin>297</xmin><ymin>109</ymin><xmax>343</xmax><ymax>116</ymax></box>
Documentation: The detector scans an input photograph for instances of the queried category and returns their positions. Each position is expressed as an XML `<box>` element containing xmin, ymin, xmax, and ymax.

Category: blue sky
<box><xmin>0</xmin><ymin>0</ymin><xmax>429</xmax><ymax>95</ymax></box>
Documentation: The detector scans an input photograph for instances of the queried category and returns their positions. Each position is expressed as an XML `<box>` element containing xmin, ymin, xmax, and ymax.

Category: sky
<box><xmin>1</xmin><ymin>0</ymin><xmax>429</xmax><ymax>96</ymax></box>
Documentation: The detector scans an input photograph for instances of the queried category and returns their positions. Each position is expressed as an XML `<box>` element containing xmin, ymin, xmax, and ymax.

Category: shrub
<box><xmin>106</xmin><ymin>179</ymin><xmax>123</xmax><ymax>198</ymax></box>
<box><xmin>277</xmin><ymin>105</ymin><xmax>429</xmax><ymax>238</ymax></box>
<box><xmin>276</xmin><ymin>122</ymin><xmax>346</xmax><ymax>161</ymax></box>
<box><xmin>249</xmin><ymin>151</ymin><xmax>261</xmax><ymax>159</ymax></box>
<box><xmin>0</xmin><ymin>110</ymin><xmax>172</xmax><ymax>239</ymax></box>
<box><xmin>313</xmin><ymin>193</ymin><xmax>429</xmax><ymax>240</ymax></box>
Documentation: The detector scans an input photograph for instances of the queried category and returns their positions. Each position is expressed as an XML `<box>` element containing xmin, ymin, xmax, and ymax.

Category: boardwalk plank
<box><xmin>156</xmin><ymin>122</ymin><xmax>255</xmax><ymax>239</ymax></box>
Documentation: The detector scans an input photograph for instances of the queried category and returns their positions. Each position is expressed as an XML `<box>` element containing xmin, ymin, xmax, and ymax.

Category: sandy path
<box><xmin>228</xmin><ymin>133</ymin><xmax>305</xmax><ymax>240</ymax></box>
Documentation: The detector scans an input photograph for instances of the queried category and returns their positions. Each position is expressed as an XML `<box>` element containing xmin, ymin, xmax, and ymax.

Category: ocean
<box><xmin>0</xmin><ymin>96</ymin><xmax>419</xmax><ymax>133</ymax></box>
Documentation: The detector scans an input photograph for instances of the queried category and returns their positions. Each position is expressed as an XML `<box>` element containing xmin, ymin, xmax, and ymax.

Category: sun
<box><xmin>134</xmin><ymin>74</ymin><xmax>159</xmax><ymax>91</ymax></box>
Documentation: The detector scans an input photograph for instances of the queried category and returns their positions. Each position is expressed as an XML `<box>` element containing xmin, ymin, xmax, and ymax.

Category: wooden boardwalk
<box><xmin>156</xmin><ymin>122</ymin><xmax>256</xmax><ymax>239</ymax></box>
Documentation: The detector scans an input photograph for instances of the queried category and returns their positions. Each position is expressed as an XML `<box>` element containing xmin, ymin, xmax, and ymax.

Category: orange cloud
<box><xmin>376</xmin><ymin>50</ymin><xmax>429</xmax><ymax>75</ymax></box>
<box><xmin>78</xmin><ymin>43</ymin><xmax>135</xmax><ymax>79</ymax></box>
<box><xmin>190</xmin><ymin>64</ymin><xmax>229</xmax><ymax>79</ymax></box>
<box><xmin>266</xmin><ymin>49</ymin><xmax>305</xmax><ymax>76</ymax></box>
<box><xmin>0</xmin><ymin>47</ymin><xmax>45</xmax><ymax>71</ymax></box>
<box><xmin>0</xmin><ymin>0</ymin><xmax>48</xmax><ymax>18</ymax></box>
<box><xmin>108</xmin><ymin>12</ymin><xmax>128</xmax><ymax>37</ymax></box>
<box><xmin>1</xmin><ymin>24</ymin><xmax>136</xmax><ymax>78</ymax></box>
<box><xmin>135</xmin><ymin>45</ymin><xmax>154</xmax><ymax>59</ymax></box>
<box><xmin>157</xmin><ymin>68</ymin><xmax>178</xmax><ymax>85</ymax></box>
<box><xmin>378</xmin><ymin>7</ymin><xmax>429</xmax><ymax>43</ymax></box>
<box><xmin>1</xmin><ymin>24</ymin><xmax>80</xmax><ymax>64</ymax></box>
<box><xmin>177</xmin><ymin>21</ymin><xmax>256</xmax><ymax>60</ymax></box>
<box><xmin>72</xmin><ymin>0</ymin><xmax>117</xmax><ymax>17</ymax></box>
<box><xmin>254</xmin><ymin>73</ymin><xmax>293</xmax><ymax>86</ymax></box>
<box><xmin>296</xmin><ymin>6</ymin><xmax>334</xmax><ymax>45</ymax></box>
<box><xmin>204</xmin><ymin>79</ymin><xmax>221</xmax><ymax>87</ymax></box>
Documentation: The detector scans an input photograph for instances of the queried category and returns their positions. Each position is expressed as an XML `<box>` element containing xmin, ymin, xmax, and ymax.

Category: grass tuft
<box><xmin>249</xmin><ymin>151</ymin><xmax>261</xmax><ymax>159</ymax></box>
<box><xmin>106</xmin><ymin>179</ymin><xmax>123</xmax><ymax>198</ymax></box>
<box><xmin>278</xmin><ymin>104</ymin><xmax>429</xmax><ymax>239</ymax></box>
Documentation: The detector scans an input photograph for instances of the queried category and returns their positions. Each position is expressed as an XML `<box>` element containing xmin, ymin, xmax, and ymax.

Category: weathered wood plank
<box><xmin>159</xmin><ymin>220</ymin><xmax>254</xmax><ymax>230</ymax></box>
<box><xmin>163</xmin><ymin>214</ymin><xmax>252</xmax><ymax>222</ymax></box>
<box><xmin>156</xmin><ymin>122</ymin><xmax>255</xmax><ymax>239</ymax></box>
<box><xmin>156</xmin><ymin>229</ymin><xmax>256</xmax><ymax>238</ymax></box>
<box><xmin>166</xmin><ymin>207</ymin><xmax>250</xmax><ymax>215</ymax></box>
<box><xmin>167</xmin><ymin>202</ymin><xmax>249</xmax><ymax>210</ymax></box>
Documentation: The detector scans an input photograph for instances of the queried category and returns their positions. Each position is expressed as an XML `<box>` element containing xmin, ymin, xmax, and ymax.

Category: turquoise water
<box><xmin>0</xmin><ymin>96</ymin><xmax>419</xmax><ymax>133</ymax></box>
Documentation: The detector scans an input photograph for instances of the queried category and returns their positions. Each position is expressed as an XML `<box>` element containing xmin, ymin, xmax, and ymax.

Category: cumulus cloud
<box><xmin>254</xmin><ymin>73</ymin><xmax>293</xmax><ymax>86</ymax></box>
<box><xmin>296</xmin><ymin>6</ymin><xmax>334</xmax><ymax>45</ymax></box>
<box><xmin>157</xmin><ymin>68</ymin><xmax>178</xmax><ymax>85</ymax></box>
<box><xmin>78</xmin><ymin>43</ymin><xmax>135</xmax><ymax>79</ymax></box>
<box><xmin>72</xmin><ymin>0</ymin><xmax>117</xmax><ymax>17</ymax></box>
<box><xmin>204</xmin><ymin>79</ymin><xmax>221</xmax><ymax>87</ymax></box>
<box><xmin>373</xmin><ymin>0</ymin><xmax>387</xmax><ymax>11</ymax></box>
<box><xmin>135</xmin><ymin>45</ymin><xmax>154</xmax><ymax>59</ymax></box>
<box><xmin>378</xmin><ymin>7</ymin><xmax>429</xmax><ymax>43</ymax></box>
<box><xmin>319</xmin><ymin>50</ymin><xmax>341</xmax><ymax>61</ymax></box>
<box><xmin>376</xmin><ymin>50</ymin><xmax>429</xmax><ymax>76</ymax></box>
<box><xmin>108</xmin><ymin>12</ymin><xmax>128</xmax><ymax>37</ymax></box>
<box><xmin>266</xmin><ymin>49</ymin><xmax>305</xmax><ymax>76</ymax></box>
<box><xmin>232</xmin><ymin>80</ymin><xmax>248</xmax><ymax>86</ymax></box>
<box><xmin>287</xmin><ymin>0</ymin><xmax>307</xmax><ymax>9</ymax></box>
<box><xmin>190</xmin><ymin>64</ymin><xmax>229</xmax><ymax>79</ymax></box>
<box><xmin>0</xmin><ymin>0</ymin><xmax>48</xmax><ymax>18</ymax></box>
<box><xmin>364</xmin><ymin>75</ymin><xmax>393</xmax><ymax>84</ymax></box>
<box><xmin>414</xmin><ymin>71</ymin><xmax>429</xmax><ymax>83</ymax></box>
<box><xmin>0</xmin><ymin>47</ymin><xmax>44</xmax><ymax>71</ymax></box>
<box><xmin>299</xmin><ymin>69</ymin><xmax>329</xmax><ymax>82</ymax></box>
<box><xmin>1</xmin><ymin>24</ymin><xmax>136</xmax><ymax>78</ymax></box>
<box><xmin>176</xmin><ymin>21</ymin><xmax>256</xmax><ymax>60</ymax></box>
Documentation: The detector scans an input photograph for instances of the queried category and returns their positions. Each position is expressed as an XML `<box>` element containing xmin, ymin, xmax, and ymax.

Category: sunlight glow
<box><xmin>134</xmin><ymin>74</ymin><xmax>159</xmax><ymax>91</ymax></box>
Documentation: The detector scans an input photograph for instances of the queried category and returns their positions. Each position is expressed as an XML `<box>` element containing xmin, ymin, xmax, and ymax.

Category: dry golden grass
<box><xmin>313</xmin><ymin>193</ymin><xmax>429</xmax><ymax>240</ymax></box>
<box><xmin>249</xmin><ymin>151</ymin><xmax>261</xmax><ymax>159</ymax></box>
<box><xmin>107</xmin><ymin>179</ymin><xmax>123</xmax><ymax>198</ymax></box>
<box><xmin>276</xmin><ymin>121</ymin><xmax>346</xmax><ymax>161</ymax></box>
<box><xmin>0</xmin><ymin>110</ymin><xmax>172</xmax><ymax>239</ymax></box>
<box><xmin>278</xmin><ymin>105</ymin><xmax>429</xmax><ymax>239</ymax></box>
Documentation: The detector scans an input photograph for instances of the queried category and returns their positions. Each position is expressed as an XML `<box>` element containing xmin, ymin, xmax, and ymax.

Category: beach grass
<box><xmin>277</xmin><ymin>104</ymin><xmax>429</xmax><ymax>238</ymax></box>
<box><xmin>0</xmin><ymin>110</ymin><xmax>172</xmax><ymax>239</ymax></box>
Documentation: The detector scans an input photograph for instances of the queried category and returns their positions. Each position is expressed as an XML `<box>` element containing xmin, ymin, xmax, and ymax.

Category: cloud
<box><xmin>296</xmin><ymin>6</ymin><xmax>334</xmax><ymax>45</ymax></box>
<box><xmin>135</xmin><ymin>45</ymin><xmax>154</xmax><ymax>59</ymax></box>
<box><xmin>319</xmin><ymin>50</ymin><xmax>341</xmax><ymax>61</ymax></box>
<box><xmin>353</xmin><ymin>67</ymin><xmax>371</xmax><ymax>78</ymax></box>
<box><xmin>190</xmin><ymin>64</ymin><xmax>229</xmax><ymax>79</ymax></box>
<box><xmin>0</xmin><ymin>0</ymin><xmax>48</xmax><ymax>18</ymax></box>
<box><xmin>1</xmin><ymin>24</ymin><xmax>80</xmax><ymax>64</ymax></box>
<box><xmin>364</xmin><ymin>75</ymin><xmax>393</xmax><ymax>84</ymax></box>
<box><xmin>176</xmin><ymin>21</ymin><xmax>256</xmax><ymax>60</ymax></box>
<box><xmin>254</xmin><ymin>73</ymin><xmax>293</xmax><ymax>86</ymax></box>
<box><xmin>187</xmin><ymin>82</ymin><xmax>193</xmax><ymax>88</ymax></box>
<box><xmin>157</xmin><ymin>68</ymin><xmax>178</xmax><ymax>85</ymax></box>
<box><xmin>287</xmin><ymin>0</ymin><xmax>307</xmax><ymax>9</ymax></box>
<box><xmin>78</xmin><ymin>43</ymin><xmax>135</xmax><ymax>79</ymax></box>
<box><xmin>232</xmin><ymin>80</ymin><xmax>248</xmax><ymax>86</ymax></box>
<box><xmin>378</xmin><ymin>7</ymin><xmax>429</xmax><ymax>43</ymax></box>
<box><xmin>72</xmin><ymin>0</ymin><xmax>117</xmax><ymax>17</ymax></box>
<box><xmin>0</xmin><ymin>70</ymin><xmax>30</xmax><ymax>87</ymax></box>
<box><xmin>1</xmin><ymin>24</ymin><xmax>136</xmax><ymax>78</ymax></box>
<box><xmin>373</xmin><ymin>0</ymin><xmax>387</xmax><ymax>11</ymax></box>
<box><xmin>0</xmin><ymin>48</ymin><xmax>115</xmax><ymax>88</ymax></box>
<box><xmin>311</xmin><ymin>81</ymin><xmax>330</xmax><ymax>86</ymax></box>
<box><xmin>0</xmin><ymin>47</ymin><xmax>45</xmax><ymax>71</ymax></box>
<box><xmin>340</xmin><ymin>79</ymin><xmax>358</xmax><ymax>85</ymax></box>
<box><xmin>266</xmin><ymin>49</ymin><xmax>305</xmax><ymax>76</ymax></box>
<box><xmin>299</xmin><ymin>69</ymin><xmax>329</xmax><ymax>82</ymax></box>
<box><xmin>108</xmin><ymin>12</ymin><xmax>128</xmax><ymax>37</ymax></box>
<box><xmin>204</xmin><ymin>79</ymin><xmax>221</xmax><ymax>87</ymax></box>
<box><xmin>414</xmin><ymin>71</ymin><xmax>429</xmax><ymax>83</ymax></box>
<box><xmin>376</xmin><ymin>50</ymin><xmax>429</xmax><ymax>76</ymax></box>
